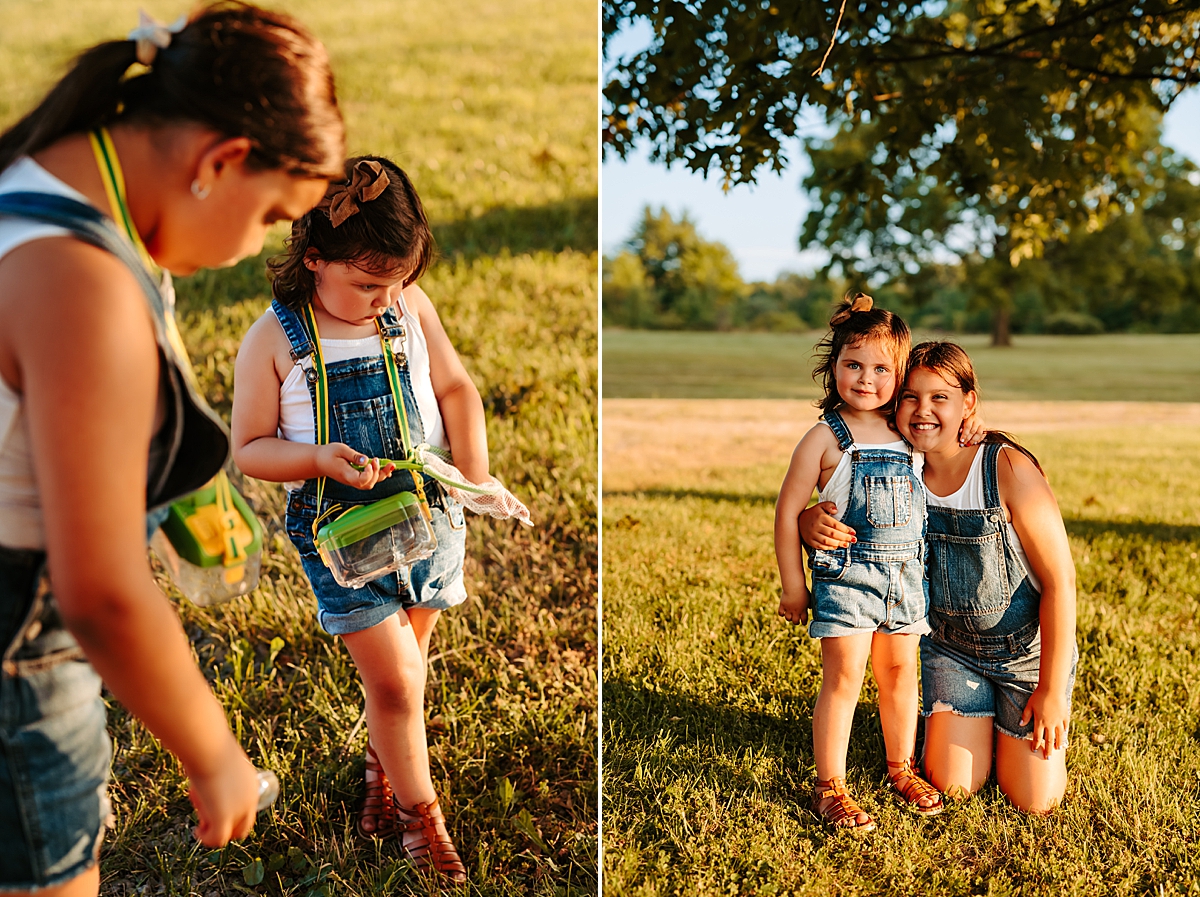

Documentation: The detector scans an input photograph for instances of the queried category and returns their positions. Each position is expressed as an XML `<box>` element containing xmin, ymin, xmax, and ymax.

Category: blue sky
<box><xmin>602</xmin><ymin>25</ymin><xmax>1200</xmax><ymax>283</ymax></box>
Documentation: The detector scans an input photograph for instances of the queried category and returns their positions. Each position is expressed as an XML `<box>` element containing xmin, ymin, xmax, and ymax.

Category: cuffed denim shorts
<box><xmin>920</xmin><ymin>634</ymin><xmax>1078</xmax><ymax>741</ymax></box>
<box><xmin>807</xmin><ymin>545</ymin><xmax>931</xmax><ymax>640</ymax></box>
<box><xmin>1</xmin><ymin>546</ymin><xmax>111</xmax><ymax>891</ymax></box>
<box><xmin>288</xmin><ymin>496</ymin><xmax>469</xmax><ymax>636</ymax></box>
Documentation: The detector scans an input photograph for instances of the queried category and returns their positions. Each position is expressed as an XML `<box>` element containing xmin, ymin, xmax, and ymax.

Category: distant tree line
<box><xmin>603</xmin><ymin>0</ymin><xmax>1200</xmax><ymax>342</ymax></box>
<box><xmin>603</xmin><ymin>192</ymin><xmax>1200</xmax><ymax>334</ymax></box>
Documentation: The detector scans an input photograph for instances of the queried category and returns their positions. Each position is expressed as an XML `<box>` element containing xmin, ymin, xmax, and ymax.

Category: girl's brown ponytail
<box><xmin>0</xmin><ymin>2</ymin><xmax>343</xmax><ymax>178</ymax></box>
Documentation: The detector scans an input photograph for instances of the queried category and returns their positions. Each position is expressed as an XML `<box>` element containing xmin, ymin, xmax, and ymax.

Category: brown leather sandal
<box><xmin>812</xmin><ymin>776</ymin><xmax>876</xmax><ymax>833</ymax></box>
<box><xmin>356</xmin><ymin>743</ymin><xmax>396</xmax><ymax>839</ymax></box>
<box><xmin>395</xmin><ymin>797</ymin><xmax>468</xmax><ymax>882</ymax></box>
<box><xmin>886</xmin><ymin>757</ymin><xmax>944</xmax><ymax>816</ymax></box>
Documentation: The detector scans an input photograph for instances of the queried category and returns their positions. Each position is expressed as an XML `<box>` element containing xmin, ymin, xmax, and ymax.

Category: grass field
<box><xmin>602</xmin><ymin>400</ymin><xmax>1200</xmax><ymax>895</ymax></box>
<box><xmin>0</xmin><ymin>1</ymin><xmax>596</xmax><ymax>894</ymax></box>
<box><xmin>602</xmin><ymin>330</ymin><xmax>1200</xmax><ymax>401</ymax></box>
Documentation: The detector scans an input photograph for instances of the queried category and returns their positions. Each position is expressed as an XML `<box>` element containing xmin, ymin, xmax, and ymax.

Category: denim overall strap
<box><xmin>821</xmin><ymin>409</ymin><xmax>855</xmax><ymax>452</ymax></box>
<box><xmin>271</xmin><ymin>298</ymin><xmax>317</xmax><ymax>362</ymax></box>
<box><xmin>378</xmin><ymin>304</ymin><xmax>405</xmax><ymax>341</ymax></box>
<box><xmin>981</xmin><ymin>442</ymin><xmax>1004</xmax><ymax>509</ymax></box>
<box><xmin>0</xmin><ymin>192</ymin><xmax>228</xmax><ymax>506</ymax></box>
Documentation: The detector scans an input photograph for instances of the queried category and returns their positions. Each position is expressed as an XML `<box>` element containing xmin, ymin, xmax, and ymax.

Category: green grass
<box><xmin>603</xmin><ymin>422</ymin><xmax>1200</xmax><ymax>895</ymax></box>
<box><xmin>0</xmin><ymin>1</ymin><xmax>596</xmax><ymax>894</ymax></box>
<box><xmin>602</xmin><ymin>330</ymin><xmax>1200</xmax><ymax>401</ymax></box>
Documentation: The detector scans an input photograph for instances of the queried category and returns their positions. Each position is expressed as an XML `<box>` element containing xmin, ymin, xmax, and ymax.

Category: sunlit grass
<box><xmin>0</xmin><ymin>1</ymin><xmax>596</xmax><ymax>894</ymax></box>
<box><xmin>603</xmin><ymin>405</ymin><xmax>1200</xmax><ymax>895</ymax></box>
<box><xmin>602</xmin><ymin>330</ymin><xmax>1200</xmax><ymax>402</ymax></box>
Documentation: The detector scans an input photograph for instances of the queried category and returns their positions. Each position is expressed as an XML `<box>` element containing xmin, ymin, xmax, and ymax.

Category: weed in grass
<box><xmin>603</xmin><ymin>405</ymin><xmax>1200</xmax><ymax>896</ymax></box>
<box><xmin>0</xmin><ymin>1</ymin><xmax>596</xmax><ymax>893</ymax></box>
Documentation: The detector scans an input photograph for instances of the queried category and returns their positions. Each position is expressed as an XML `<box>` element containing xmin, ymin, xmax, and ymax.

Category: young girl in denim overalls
<box><xmin>775</xmin><ymin>293</ymin><xmax>944</xmax><ymax>831</ymax></box>
<box><xmin>233</xmin><ymin>156</ymin><xmax>527</xmax><ymax>880</ymax></box>
<box><xmin>897</xmin><ymin>342</ymin><xmax>1076</xmax><ymax>814</ymax></box>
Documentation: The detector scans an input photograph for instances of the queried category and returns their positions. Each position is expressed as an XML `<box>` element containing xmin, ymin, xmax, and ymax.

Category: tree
<box><xmin>604</xmin><ymin>0</ymin><xmax>1200</xmax><ymax>342</ymax></box>
<box><xmin>604</xmin><ymin>207</ymin><xmax>744</xmax><ymax>329</ymax></box>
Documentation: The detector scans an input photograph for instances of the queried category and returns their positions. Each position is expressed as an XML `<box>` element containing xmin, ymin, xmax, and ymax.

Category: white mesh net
<box><xmin>416</xmin><ymin>448</ymin><xmax>532</xmax><ymax>526</ymax></box>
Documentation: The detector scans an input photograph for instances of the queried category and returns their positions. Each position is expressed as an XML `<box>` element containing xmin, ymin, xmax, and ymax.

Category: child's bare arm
<box><xmin>407</xmin><ymin>284</ymin><xmax>489</xmax><ymax>483</ymax></box>
<box><xmin>11</xmin><ymin>240</ymin><xmax>258</xmax><ymax>846</ymax></box>
<box><xmin>231</xmin><ymin>312</ymin><xmax>392</xmax><ymax>489</ymax></box>
<box><xmin>774</xmin><ymin>426</ymin><xmax>834</xmax><ymax>625</ymax></box>
<box><xmin>1000</xmin><ymin>448</ymin><xmax>1076</xmax><ymax>759</ymax></box>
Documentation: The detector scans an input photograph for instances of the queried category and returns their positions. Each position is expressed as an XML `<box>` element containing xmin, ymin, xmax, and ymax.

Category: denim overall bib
<box><xmin>0</xmin><ymin>193</ymin><xmax>229</xmax><ymax>886</ymax></box>
<box><xmin>272</xmin><ymin>299</ymin><xmax>467</xmax><ymax>637</ymax></box>
<box><xmin>807</xmin><ymin>409</ymin><xmax>929</xmax><ymax>639</ymax></box>
<box><xmin>919</xmin><ymin>443</ymin><xmax>1076</xmax><ymax>739</ymax></box>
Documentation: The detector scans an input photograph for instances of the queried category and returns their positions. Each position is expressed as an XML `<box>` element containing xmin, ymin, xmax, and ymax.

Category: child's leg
<box><xmin>994</xmin><ymin>732</ymin><xmax>1067</xmax><ymax>813</ymax></box>
<box><xmin>813</xmin><ymin>632</ymin><xmax>873</xmax><ymax>781</ymax></box>
<box><xmin>407</xmin><ymin>606</ymin><xmax>442</xmax><ymax>666</ymax></box>
<box><xmin>8</xmin><ymin>865</ymin><xmax>100</xmax><ymax>897</ymax></box>
<box><xmin>341</xmin><ymin>611</ymin><xmax>435</xmax><ymax>809</ymax></box>
<box><xmin>869</xmin><ymin>632</ymin><xmax>921</xmax><ymax>763</ymax></box>
<box><xmin>922</xmin><ymin>711</ymin><xmax>993</xmax><ymax>798</ymax></box>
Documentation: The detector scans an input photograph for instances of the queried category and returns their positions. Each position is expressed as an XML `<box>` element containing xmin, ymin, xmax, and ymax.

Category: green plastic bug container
<box><xmin>315</xmin><ymin>490</ymin><xmax>437</xmax><ymax>589</ymax></box>
<box><xmin>153</xmin><ymin>471</ymin><xmax>264</xmax><ymax>606</ymax></box>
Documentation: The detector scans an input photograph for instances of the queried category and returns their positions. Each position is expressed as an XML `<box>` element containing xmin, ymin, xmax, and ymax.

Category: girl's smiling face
<box><xmin>304</xmin><ymin>256</ymin><xmax>410</xmax><ymax>325</ymax></box>
<box><xmin>835</xmin><ymin>339</ymin><xmax>899</xmax><ymax>412</ymax></box>
<box><xmin>896</xmin><ymin>366</ymin><xmax>979</xmax><ymax>452</ymax></box>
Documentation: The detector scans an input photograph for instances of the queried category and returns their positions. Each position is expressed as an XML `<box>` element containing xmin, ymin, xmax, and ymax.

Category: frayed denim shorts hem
<box><xmin>291</xmin><ymin>502</ymin><xmax>469</xmax><ymax>637</ymax></box>
<box><xmin>920</xmin><ymin>634</ymin><xmax>1077</xmax><ymax>741</ymax></box>
<box><xmin>809</xmin><ymin>615</ymin><xmax>931</xmax><ymax>640</ymax></box>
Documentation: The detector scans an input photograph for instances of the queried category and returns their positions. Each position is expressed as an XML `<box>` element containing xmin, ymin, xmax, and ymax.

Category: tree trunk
<box><xmin>991</xmin><ymin>305</ymin><xmax>1012</xmax><ymax>347</ymax></box>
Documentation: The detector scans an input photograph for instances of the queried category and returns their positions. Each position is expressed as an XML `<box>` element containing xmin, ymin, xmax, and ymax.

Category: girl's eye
<box><xmin>875</xmin><ymin>366</ymin><xmax>888</xmax><ymax>374</ymax></box>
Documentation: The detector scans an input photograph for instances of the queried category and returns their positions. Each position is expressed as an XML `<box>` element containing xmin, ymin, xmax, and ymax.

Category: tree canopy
<box><xmin>604</xmin><ymin>0</ymin><xmax>1200</xmax><ymax>340</ymax></box>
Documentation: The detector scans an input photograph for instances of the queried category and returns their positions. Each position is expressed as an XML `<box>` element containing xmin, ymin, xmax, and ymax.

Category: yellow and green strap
<box><xmin>302</xmin><ymin>303</ymin><xmax>428</xmax><ymax>539</ymax></box>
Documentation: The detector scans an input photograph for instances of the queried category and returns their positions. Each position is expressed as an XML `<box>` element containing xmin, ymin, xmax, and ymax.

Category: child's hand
<box><xmin>799</xmin><ymin>501</ymin><xmax>856</xmax><ymax>551</ymax></box>
<box><xmin>958</xmin><ymin>410</ymin><xmax>988</xmax><ymax>446</ymax></box>
<box><xmin>316</xmin><ymin>443</ymin><xmax>396</xmax><ymax>490</ymax></box>
<box><xmin>187</xmin><ymin>740</ymin><xmax>260</xmax><ymax>847</ymax></box>
<box><xmin>1019</xmin><ymin>684</ymin><xmax>1070</xmax><ymax>759</ymax></box>
<box><xmin>778</xmin><ymin>587</ymin><xmax>810</xmax><ymax>626</ymax></box>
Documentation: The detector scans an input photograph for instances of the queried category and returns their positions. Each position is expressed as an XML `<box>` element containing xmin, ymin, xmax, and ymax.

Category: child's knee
<box><xmin>364</xmin><ymin>661</ymin><xmax>427</xmax><ymax>715</ymax></box>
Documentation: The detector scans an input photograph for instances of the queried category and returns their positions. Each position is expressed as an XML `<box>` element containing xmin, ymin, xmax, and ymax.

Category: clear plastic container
<box><xmin>315</xmin><ymin>491</ymin><xmax>437</xmax><ymax>589</ymax></box>
<box><xmin>153</xmin><ymin>473</ymin><xmax>264</xmax><ymax>606</ymax></box>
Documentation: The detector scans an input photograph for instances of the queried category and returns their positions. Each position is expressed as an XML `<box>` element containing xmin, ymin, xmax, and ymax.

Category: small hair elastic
<box><xmin>830</xmin><ymin>292</ymin><xmax>874</xmax><ymax>325</ymax></box>
<box><xmin>128</xmin><ymin>9</ymin><xmax>187</xmax><ymax>66</ymax></box>
<box><xmin>317</xmin><ymin>160</ymin><xmax>391</xmax><ymax>228</ymax></box>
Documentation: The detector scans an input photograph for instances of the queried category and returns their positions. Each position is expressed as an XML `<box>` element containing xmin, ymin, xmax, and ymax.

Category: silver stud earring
<box><xmin>190</xmin><ymin>179</ymin><xmax>211</xmax><ymax>200</ymax></box>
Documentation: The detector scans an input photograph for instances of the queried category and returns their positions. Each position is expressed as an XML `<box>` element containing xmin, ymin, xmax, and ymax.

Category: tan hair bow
<box><xmin>830</xmin><ymin>292</ymin><xmax>874</xmax><ymax>325</ymax></box>
<box><xmin>318</xmin><ymin>160</ymin><xmax>391</xmax><ymax>227</ymax></box>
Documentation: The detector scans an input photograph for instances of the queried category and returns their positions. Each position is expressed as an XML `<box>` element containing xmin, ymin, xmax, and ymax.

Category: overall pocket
<box><xmin>927</xmin><ymin>530</ymin><xmax>1011</xmax><ymax>626</ymax></box>
<box><xmin>809</xmin><ymin>547</ymin><xmax>851</xmax><ymax>582</ymax></box>
<box><xmin>865</xmin><ymin>476</ymin><xmax>913</xmax><ymax>528</ymax></box>
<box><xmin>331</xmin><ymin>395</ymin><xmax>402</xmax><ymax>460</ymax></box>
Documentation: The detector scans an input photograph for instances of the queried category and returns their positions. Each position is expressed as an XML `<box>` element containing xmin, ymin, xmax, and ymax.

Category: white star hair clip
<box><xmin>128</xmin><ymin>9</ymin><xmax>188</xmax><ymax>66</ymax></box>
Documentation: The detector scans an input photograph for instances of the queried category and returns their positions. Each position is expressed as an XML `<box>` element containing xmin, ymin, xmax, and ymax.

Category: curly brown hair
<box><xmin>269</xmin><ymin>155</ymin><xmax>435</xmax><ymax>310</ymax></box>
<box><xmin>812</xmin><ymin>292</ymin><xmax>912</xmax><ymax>416</ymax></box>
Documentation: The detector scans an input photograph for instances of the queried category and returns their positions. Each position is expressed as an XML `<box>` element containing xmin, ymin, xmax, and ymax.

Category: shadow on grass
<box><xmin>603</xmin><ymin>675</ymin><xmax>888</xmax><ymax>790</ymax></box>
<box><xmin>172</xmin><ymin>195</ymin><xmax>598</xmax><ymax>315</ymax></box>
<box><xmin>1064</xmin><ymin>517</ymin><xmax>1200</xmax><ymax>545</ymax></box>
<box><xmin>433</xmin><ymin>194</ymin><xmax>598</xmax><ymax>262</ymax></box>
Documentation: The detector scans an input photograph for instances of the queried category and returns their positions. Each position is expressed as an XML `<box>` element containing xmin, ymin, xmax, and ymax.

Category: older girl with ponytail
<box><xmin>0</xmin><ymin>4</ymin><xmax>343</xmax><ymax>892</ymax></box>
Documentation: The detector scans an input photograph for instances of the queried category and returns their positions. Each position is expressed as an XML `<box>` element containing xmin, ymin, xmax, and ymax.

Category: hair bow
<box><xmin>830</xmin><ymin>292</ymin><xmax>874</xmax><ymax>325</ymax></box>
<box><xmin>128</xmin><ymin>9</ymin><xmax>188</xmax><ymax>66</ymax></box>
<box><xmin>317</xmin><ymin>160</ymin><xmax>391</xmax><ymax>228</ymax></box>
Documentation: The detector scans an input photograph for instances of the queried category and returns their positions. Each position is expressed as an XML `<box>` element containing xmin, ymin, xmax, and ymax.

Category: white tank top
<box><xmin>924</xmin><ymin>445</ymin><xmax>1041</xmax><ymax>591</ymax></box>
<box><xmin>816</xmin><ymin>423</ymin><xmax>923</xmax><ymax>521</ymax></box>
<box><xmin>272</xmin><ymin>295</ymin><xmax>447</xmax><ymax>491</ymax></box>
<box><xmin>0</xmin><ymin>158</ymin><xmax>93</xmax><ymax>549</ymax></box>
